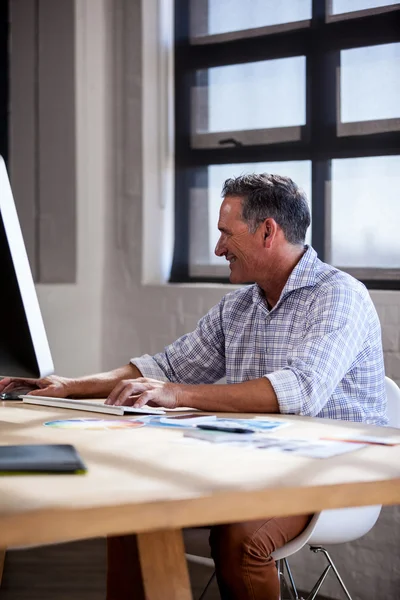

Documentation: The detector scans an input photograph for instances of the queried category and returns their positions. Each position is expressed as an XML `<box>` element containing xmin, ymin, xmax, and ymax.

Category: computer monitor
<box><xmin>0</xmin><ymin>156</ymin><xmax>54</xmax><ymax>378</ymax></box>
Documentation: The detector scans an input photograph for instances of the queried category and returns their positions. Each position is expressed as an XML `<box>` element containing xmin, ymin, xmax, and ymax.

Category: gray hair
<box><xmin>221</xmin><ymin>173</ymin><xmax>311</xmax><ymax>245</ymax></box>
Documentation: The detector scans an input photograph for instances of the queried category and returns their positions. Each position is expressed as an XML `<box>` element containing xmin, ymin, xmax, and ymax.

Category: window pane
<box><xmin>331</xmin><ymin>156</ymin><xmax>400</xmax><ymax>269</ymax></box>
<box><xmin>340</xmin><ymin>43</ymin><xmax>400</xmax><ymax>123</ymax></box>
<box><xmin>332</xmin><ymin>0</ymin><xmax>399</xmax><ymax>14</ymax></box>
<box><xmin>193</xmin><ymin>57</ymin><xmax>306</xmax><ymax>135</ymax></box>
<box><xmin>189</xmin><ymin>162</ymin><xmax>312</xmax><ymax>271</ymax></box>
<box><xmin>190</xmin><ymin>0</ymin><xmax>311</xmax><ymax>38</ymax></box>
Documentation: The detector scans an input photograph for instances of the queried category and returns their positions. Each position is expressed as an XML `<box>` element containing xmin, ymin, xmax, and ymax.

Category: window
<box><xmin>331</xmin><ymin>156</ymin><xmax>400</xmax><ymax>273</ymax></box>
<box><xmin>338</xmin><ymin>42</ymin><xmax>400</xmax><ymax>135</ymax></box>
<box><xmin>190</xmin><ymin>0</ymin><xmax>312</xmax><ymax>41</ymax></box>
<box><xmin>173</xmin><ymin>0</ymin><xmax>400</xmax><ymax>288</ymax></box>
<box><xmin>331</xmin><ymin>0</ymin><xmax>399</xmax><ymax>17</ymax></box>
<box><xmin>192</xmin><ymin>57</ymin><xmax>306</xmax><ymax>148</ymax></box>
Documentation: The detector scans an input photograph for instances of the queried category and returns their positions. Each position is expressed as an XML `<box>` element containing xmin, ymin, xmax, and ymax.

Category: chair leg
<box><xmin>192</xmin><ymin>546</ymin><xmax>353</xmax><ymax>600</ymax></box>
<box><xmin>277</xmin><ymin>559</ymin><xmax>299</xmax><ymax>600</ymax></box>
<box><xmin>197</xmin><ymin>571</ymin><xmax>216</xmax><ymax>600</ymax></box>
<box><xmin>277</xmin><ymin>560</ymin><xmax>282</xmax><ymax>600</ymax></box>
<box><xmin>0</xmin><ymin>548</ymin><xmax>6</xmax><ymax>586</ymax></box>
<box><xmin>310</xmin><ymin>546</ymin><xmax>353</xmax><ymax>600</ymax></box>
<box><xmin>304</xmin><ymin>563</ymin><xmax>331</xmax><ymax>600</ymax></box>
<box><xmin>284</xmin><ymin>558</ymin><xmax>301</xmax><ymax>599</ymax></box>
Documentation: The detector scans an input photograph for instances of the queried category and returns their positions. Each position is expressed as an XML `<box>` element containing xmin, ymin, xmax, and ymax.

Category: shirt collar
<box><xmin>252</xmin><ymin>246</ymin><xmax>318</xmax><ymax>310</ymax></box>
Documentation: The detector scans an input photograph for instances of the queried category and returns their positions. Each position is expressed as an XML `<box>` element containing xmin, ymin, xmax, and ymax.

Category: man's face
<box><xmin>215</xmin><ymin>196</ymin><xmax>265</xmax><ymax>284</ymax></box>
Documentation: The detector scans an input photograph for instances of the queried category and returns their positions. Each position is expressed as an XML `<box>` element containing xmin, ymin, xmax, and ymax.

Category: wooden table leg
<box><xmin>107</xmin><ymin>529</ymin><xmax>192</xmax><ymax>600</ymax></box>
<box><xmin>0</xmin><ymin>548</ymin><xmax>5</xmax><ymax>586</ymax></box>
<box><xmin>137</xmin><ymin>529</ymin><xmax>192</xmax><ymax>600</ymax></box>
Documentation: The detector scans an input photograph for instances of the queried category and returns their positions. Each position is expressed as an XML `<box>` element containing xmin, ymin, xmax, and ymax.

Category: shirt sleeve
<box><xmin>265</xmin><ymin>285</ymin><xmax>370</xmax><ymax>417</ymax></box>
<box><xmin>131</xmin><ymin>299</ymin><xmax>226</xmax><ymax>384</ymax></box>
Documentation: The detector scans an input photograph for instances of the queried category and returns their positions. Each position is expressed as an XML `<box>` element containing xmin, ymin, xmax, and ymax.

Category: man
<box><xmin>0</xmin><ymin>174</ymin><xmax>387</xmax><ymax>600</ymax></box>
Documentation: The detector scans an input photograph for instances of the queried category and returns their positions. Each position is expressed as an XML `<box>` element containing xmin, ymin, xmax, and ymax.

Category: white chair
<box><xmin>186</xmin><ymin>376</ymin><xmax>400</xmax><ymax>600</ymax></box>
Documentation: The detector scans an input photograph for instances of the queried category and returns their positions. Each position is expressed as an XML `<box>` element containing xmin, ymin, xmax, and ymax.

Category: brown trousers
<box><xmin>209</xmin><ymin>514</ymin><xmax>311</xmax><ymax>599</ymax></box>
<box><xmin>107</xmin><ymin>514</ymin><xmax>310</xmax><ymax>600</ymax></box>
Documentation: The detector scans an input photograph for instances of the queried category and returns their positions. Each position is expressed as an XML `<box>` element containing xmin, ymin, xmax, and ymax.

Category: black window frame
<box><xmin>172</xmin><ymin>0</ymin><xmax>400</xmax><ymax>289</ymax></box>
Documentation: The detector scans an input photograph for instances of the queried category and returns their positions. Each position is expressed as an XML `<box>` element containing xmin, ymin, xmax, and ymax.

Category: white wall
<box><xmin>36</xmin><ymin>0</ymin><xmax>110</xmax><ymax>376</ymax></box>
<box><xmin>34</xmin><ymin>1</ymin><xmax>400</xmax><ymax>598</ymax></box>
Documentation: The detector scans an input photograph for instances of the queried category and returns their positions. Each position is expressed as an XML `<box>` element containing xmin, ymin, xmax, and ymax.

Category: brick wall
<box><xmin>373</xmin><ymin>291</ymin><xmax>400</xmax><ymax>388</ymax></box>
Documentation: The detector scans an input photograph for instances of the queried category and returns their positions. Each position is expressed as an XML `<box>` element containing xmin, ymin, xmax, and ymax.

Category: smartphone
<box><xmin>161</xmin><ymin>413</ymin><xmax>213</xmax><ymax>420</ymax></box>
<box><xmin>196</xmin><ymin>424</ymin><xmax>255</xmax><ymax>434</ymax></box>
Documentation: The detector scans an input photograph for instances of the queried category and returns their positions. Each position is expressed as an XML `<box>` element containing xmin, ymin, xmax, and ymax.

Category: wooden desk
<box><xmin>1</xmin><ymin>402</ymin><xmax>400</xmax><ymax>599</ymax></box>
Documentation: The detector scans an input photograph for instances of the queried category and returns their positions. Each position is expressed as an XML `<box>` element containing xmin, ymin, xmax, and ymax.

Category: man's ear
<box><xmin>262</xmin><ymin>219</ymin><xmax>272</xmax><ymax>241</ymax></box>
<box><xmin>262</xmin><ymin>218</ymin><xmax>277</xmax><ymax>246</ymax></box>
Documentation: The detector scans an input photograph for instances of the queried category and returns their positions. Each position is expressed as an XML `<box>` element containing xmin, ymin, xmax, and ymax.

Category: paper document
<box><xmin>140</xmin><ymin>416</ymin><xmax>289</xmax><ymax>431</ymax></box>
<box><xmin>251</xmin><ymin>437</ymin><xmax>366</xmax><ymax>458</ymax></box>
<box><xmin>137</xmin><ymin>414</ymin><xmax>216</xmax><ymax>429</ymax></box>
<box><xmin>182</xmin><ymin>430</ymin><xmax>366</xmax><ymax>458</ymax></box>
<box><xmin>321</xmin><ymin>435</ymin><xmax>400</xmax><ymax>446</ymax></box>
<box><xmin>243</xmin><ymin>418</ymin><xmax>290</xmax><ymax>432</ymax></box>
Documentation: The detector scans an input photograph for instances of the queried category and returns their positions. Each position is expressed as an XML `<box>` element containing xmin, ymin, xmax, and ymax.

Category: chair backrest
<box><xmin>306</xmin><ymin>377</ymin><xmax>400</xmax><ymax>547</ymax></box>
<box><xmin>385</xmin><ymin>376</ymin><xmax>400</xmax><ymax>428</ymax></box>
<box><xmin>274</xmin><ymin>377</ymin><xmax>400</xmax><ymax>556</ymax></box>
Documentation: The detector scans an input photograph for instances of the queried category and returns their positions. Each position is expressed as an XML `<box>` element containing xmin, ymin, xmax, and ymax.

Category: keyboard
<box><xmin>21</xmin><ymin>396</ymin><xmax>166</xmax><ymax>416</ymax></box>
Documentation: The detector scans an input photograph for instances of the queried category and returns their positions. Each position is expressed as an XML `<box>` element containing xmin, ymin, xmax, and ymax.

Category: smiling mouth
<box><xmin>226</xmin><ymin>256</ymin><xmax>236</xmax><ymax>266</ymax></box>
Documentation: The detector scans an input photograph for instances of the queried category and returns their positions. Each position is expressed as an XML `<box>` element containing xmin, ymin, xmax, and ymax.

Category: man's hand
<box><xmin>105</xmin><ymin>377</ymin><xmax>182</xmax><ymax>410</ymax></box>
<box><xmin>1</xmin><ymin>364</ymin><xmax>146</xmax><ymax>401</ymax></box>
<box><xmin>0</xmin><ymin>375</ymin><xmax>73</xmax><ymax>398</ymax></box>
<box><xmin>105</xmin><ymin>376</ymin><xmax>280</xmax><ymax>414</ymax></box>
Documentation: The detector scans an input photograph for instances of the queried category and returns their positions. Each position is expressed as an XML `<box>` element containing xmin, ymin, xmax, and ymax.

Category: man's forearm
<box><xmin>178</xmin><ymin>377</ymin><xmax>280</xmax><ymax>414</ymax></box>
<box><xmin>70</xmin><ymin>363</ymin><xmax>142</xmax><ymax>398</ymax></box>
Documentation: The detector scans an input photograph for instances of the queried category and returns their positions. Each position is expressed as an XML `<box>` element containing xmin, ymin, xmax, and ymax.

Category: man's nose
<box><xmin>215</xmin><ymin>236</ymin><xmax>225</xmax><ymax>257</ymax></box>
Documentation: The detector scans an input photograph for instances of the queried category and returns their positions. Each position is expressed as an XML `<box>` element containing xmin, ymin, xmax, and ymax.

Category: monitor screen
<box><xmin>0</xmin><ymin>156</ymin><xmax>54</xmax><ymax>378</ymax></box>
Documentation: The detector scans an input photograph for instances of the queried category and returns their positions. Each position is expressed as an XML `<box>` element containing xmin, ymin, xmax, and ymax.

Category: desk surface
<box><xmin>1</xmin><ymin>401</ymin><xmax>400</xmax><ymax>548</ymax></box>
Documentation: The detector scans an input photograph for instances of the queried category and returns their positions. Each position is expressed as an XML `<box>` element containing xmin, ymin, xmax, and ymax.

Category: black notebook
<box><xmin>0</xmin><ymin>444</ymin><xmax>87</xmax><ymax>475</ymax></box>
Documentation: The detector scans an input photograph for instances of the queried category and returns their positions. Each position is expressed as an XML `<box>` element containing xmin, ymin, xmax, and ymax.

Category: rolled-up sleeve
<box><xmin>131</xmin><ymin>300</ymin><xmax>226</xmax><ymax>384</ymax></box>
<box><xmin>266</xmin><ymin>286</ymin><xmax>369</xmax><ymax>416</ymax></box>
